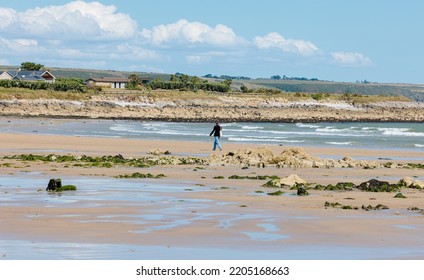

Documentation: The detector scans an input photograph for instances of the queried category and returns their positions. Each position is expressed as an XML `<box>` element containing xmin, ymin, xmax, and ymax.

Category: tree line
<box><xmin>0</xmin><ymin>78</ymin><xmax>86</xmax><ymax>92</ymax></box>
<box><xmin>146</xmin><ymin>74</ymin><xmax>232</xmax><ymax>93</ymax></box>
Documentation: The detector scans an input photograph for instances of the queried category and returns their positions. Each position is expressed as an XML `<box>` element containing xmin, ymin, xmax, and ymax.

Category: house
<box><xmin>85</xmin><ymin>77</ymin><xmax>129</xmax><ymax>89</ymax></box>
<box><xmin>0</xmin><ymin>70</ymin><xmax>55</xmax><ymax>83</ymax></box>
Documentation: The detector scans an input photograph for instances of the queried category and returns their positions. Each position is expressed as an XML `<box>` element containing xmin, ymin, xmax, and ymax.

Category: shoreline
<box><xmin>1</xmin><ymin>129</ymin><xmax>424</xmax><ymax>259</ymax></box>
<box><xmin>1</xmin><ymin>97</ymin><xmax>423</xmax><ymax>122</ymax></box>
<box><xmin>2</xmin><ymin>113</ymin><xmax>424</xmax><ymax>123</ymax></box>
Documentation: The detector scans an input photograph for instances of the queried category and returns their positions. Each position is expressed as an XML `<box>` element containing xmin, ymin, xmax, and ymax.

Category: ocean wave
<box><xmin>296</xmin><ymin>123</ymin><xmax>320</xmax><ymax>128</ymax></box>
<box><xmin>241</xmin><ymin>125</ymin><xmax>264</xmax><ymax>130</ymax></box>
<box><xmin>280</xmin><ymin>140</ymin><xmax>306</xmax><ymax>143</ymax></box>
<box><xmin>316</xmin><ymin>126</ymin><xmax>356</xmax><ymax>133</ymax></box>
<box><xmin>379</xmin><ymin>128</ymin><xmax>424</xmax><ymax>137</ymax></box>
<box><xmin>414</xmin><ymin>144</ymin><xmax>424</xmax><ymax>148</ymax></box>
<box><xmin>325</xmin><ymin>141</ymin><xmax>353</xmax><ymax>145</ymax></box>
<box><xmin>110</xmin><ymin>125</ymin><xmax>205</xmax><ymax>136</ymax></box>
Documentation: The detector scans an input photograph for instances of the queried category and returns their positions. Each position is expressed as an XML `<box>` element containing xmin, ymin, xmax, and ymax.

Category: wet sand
<box><xmin>0</xmin><ymin>133</ymin><xmax>424</xmax><ymax>259</ymax></box>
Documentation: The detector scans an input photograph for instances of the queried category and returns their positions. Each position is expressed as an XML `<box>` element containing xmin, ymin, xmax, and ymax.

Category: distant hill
<box><xmin>0</xmin><ymin>65</ymin><xmax>171</xmax><ymax>81</ymax></box>
<box><xmin>232</xmin><ymin>79</ymin><xmax>424</xmax><ymax>101</ymax></box>
<box><xmin>1</xmin><ymin>65</ymin><xmax>423</xmax><ymax>101</ymax></box>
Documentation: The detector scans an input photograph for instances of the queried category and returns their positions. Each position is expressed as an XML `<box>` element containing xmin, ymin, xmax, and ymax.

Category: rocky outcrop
<box><xmin>1</xmin><ymin>96</ymin><xmax>423</xmax><ymax>122</ymax></box>
<box><xmin>209</xmin><ymin>147</ymin><xmax>274</xmax><ymax>167</ymax></box>
<box><xmin>209</xmin><ymin>147</ymin><xmax>383</xmax><ymax>169</ymax></box>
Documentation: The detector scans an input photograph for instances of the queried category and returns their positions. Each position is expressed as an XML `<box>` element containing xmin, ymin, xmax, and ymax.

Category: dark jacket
<box><xmin>210</xmin><ymin>124</ymin><xmax>221</xmax><ymax>137</ymax></box>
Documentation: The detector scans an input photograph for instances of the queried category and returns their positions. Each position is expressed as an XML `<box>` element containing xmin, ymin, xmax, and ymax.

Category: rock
<box><xmin>297</xmin><ymin>187</ymin><xmax>309</xmax><ymax>196</ymax></box>
<box><xmin>264</xmin><ymin>174</ymin><xmax>307</xmax><ymax>188</ymax></box>
<box><xmin>398</xmin><ymin>177</ymin><xmax>414</xmax><ymax>187</ymax></box>
<box><xmin>209</xmin><ymin>147</ymin><xmax>274</xmax><ymax>166</ymax></box>
<box><xmin>149</xmin><ymin>149</ymin><xmax>163</xmax><ymax>155</ymax></box>
<box><xmin>394</xmin><ymin>192</ymin><xmax>407</xmax><ymax>198</ymax></box>
<box><xmin>46</xmin><ymin>179</ymin><xmax>77</xmax><ymax>192</ymax></box>
<box><xmin>357</xmin><ymin>179</ymin><xmax>400</xmax><ymax>192</ymax></box>
<box><xmin>46</xmin><ymin>178</ymin><xmax>62</xmax><ymax>192</ymax></box>
<box><xmin>413</xmin><ymin>179</ymin><xmax>424</xmax><ymax>189</ymax></box>
<box><xmin>280</xmin><ymin>174</ymin><xmax>307</xmax><ymax>187</ymax></box>
<box><xmin>272</xmin><ymin>147</ymin><xmax>337</xmax><ymax>168</ymax></box>
<box><xmin>398</xmin><ymin>177</ymin><xmax>424</xmax><ymax>189</ymax></box>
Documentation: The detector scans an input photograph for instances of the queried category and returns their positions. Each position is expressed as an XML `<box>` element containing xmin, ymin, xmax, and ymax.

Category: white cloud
<box><xmin>331</xmin><ymin>52</ymin><xmax>372</xmax><ymax>66</ymax></box>
<box><xmin>254</xmin><ymin>32</ymin><xmax>320</xmax><ymax>56</ymax></box>
<box><xmin>0</xmin><ymin>38</ymin><xmax>41</xmax><ymax>53</ymax></box>
<box><xmin>0</xmin><ymin>7</ymin><xmax>17</xmax><ymax>29</ymax></box>
<box><xmin>2</xmin><ymin>1</ymin><xmax>137</xmax><ymax>40</ymax></box>
<box><xmin>141</xmin><ymin>19</ymin><xmax>245</xmax><ymax>47</ymax></box>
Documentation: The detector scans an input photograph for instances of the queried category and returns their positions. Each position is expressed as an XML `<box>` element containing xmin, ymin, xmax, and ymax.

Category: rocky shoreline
<box><xmin>1</xmin><ymin>95</ymin><xmax>423</xmax><ymax>122</ymax></box>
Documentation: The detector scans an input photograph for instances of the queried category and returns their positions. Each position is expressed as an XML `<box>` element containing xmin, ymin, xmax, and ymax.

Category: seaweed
<box><xmin>394</xmin><ymin>192</ymin><xmax>407</xmax><ymax>198</ymax></box>
<box><xmin>267</xmin><ymin>190</ymin><xmax>285</xmax><ymax>196</ymax></box>
<box><xmin>405</xmin><ymin>163</ymin><xmax>424</xmax><ymax>169</ymax></box>
<box><xmin>314</xmin><ymin>182</ymin><xmax>356</xmax><ymax>191</ymax></box>
<box><xmin>357</xmin><ymin>179</ymin><xmax>402</xmax><ymax>192</ymax></box>
<box><xmin>3</xmin><ymin>153</ymin><xmax>209</xmax><ymax>168</ymax></box>
<box><xmin>116</xmin><ymin>172</ymin><xmax>165</xmax><ymax>179</ymax></box>
<box><xmin>324</xmin><ymin>201</ymin><xmax>342</xmax><ymax>208</ymax></box>
<box><xmin>228</xmin><ymin>175</ymin><xmax>279</xmax><ymax>180</ymax></box>
<box><xmin>56</xmin><ymin>185</ymin><xmax>77</xmax><ymax>191</ymax></box>
<box><xmin>325</xmin><ymin>201</ymin><xmax>358</xmax><ymax>210</ymax></box>
<box><xmin>361</xmin><ymin>204</ymin><xmax>389</xmax><ymax>211</ymax></box>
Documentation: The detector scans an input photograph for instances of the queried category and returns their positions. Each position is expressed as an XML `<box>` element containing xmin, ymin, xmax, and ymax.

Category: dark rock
<box><xmin>357</xmin><ymin>179</ymin><xmax>400</xmax><ymax>192</ymax></box>
<box><xmin>297</xmin><ymin>187</ymin><xmax>309</xmax><ymax>196</ymax></box>
<box><xmin>394</xmin><ymin>192</ymin><xmax>407</xmax><ymax>198</ymax></box>
<box><xmin>46</xmin><ymin>178</ymin><xmax>62</xmax><ymax>192</ymax></box>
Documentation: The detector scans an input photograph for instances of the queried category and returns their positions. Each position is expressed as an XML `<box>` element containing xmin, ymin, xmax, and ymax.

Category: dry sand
<box><xmin>0</xmin><ymin>133</ymin><xmax>424</xmax><ymax>259</ymax></box>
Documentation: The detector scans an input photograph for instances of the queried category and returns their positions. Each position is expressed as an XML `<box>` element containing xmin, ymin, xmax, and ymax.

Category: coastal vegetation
<box><xmin>0</xmin><ymin>78</ymin><xmax>86</xmax><ymax>93</ymax></box>
<box><xmin>325</xmin><ymin>202</ymin><xmax>390</xmax><ymax>211</ymax></box>
<box><xmin>116</xmin><ymin>172</ymin><xmax>166</xmax><ymax>179</ymax></box>
<box><xmin>148</xmin><ymin>73</ymin><xmax>232</xmax><ymax>93</ymax></box>
<box><xmin>1</xmin><ymin>63</ymin><xmax>421</xmax><ymax>102</ymax></box>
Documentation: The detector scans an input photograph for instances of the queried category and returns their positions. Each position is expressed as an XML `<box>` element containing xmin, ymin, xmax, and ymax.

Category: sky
<box><xmin>1</xmin><ymin>0</ymin><xmax>423</xmax><ymax>83</ymax></box>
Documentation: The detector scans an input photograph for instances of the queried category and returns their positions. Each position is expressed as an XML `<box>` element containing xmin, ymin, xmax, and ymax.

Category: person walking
<box><xmin>209</xmin><ymin>122</ymin><xmax>222</xmax><ymax>151</ymax></box>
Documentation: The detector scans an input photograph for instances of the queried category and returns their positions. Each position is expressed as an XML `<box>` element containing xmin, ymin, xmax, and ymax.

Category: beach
<box><xmin>1</xmin><ymin>129</ymin><xmax>424</xmax><ymax>259</ymax></box>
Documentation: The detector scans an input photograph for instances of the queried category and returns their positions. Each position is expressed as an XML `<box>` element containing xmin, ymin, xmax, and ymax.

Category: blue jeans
<box><xmin>213</xmin><ymin>136</ymin><xmax>222</xmax><ymax>150</ymax></box>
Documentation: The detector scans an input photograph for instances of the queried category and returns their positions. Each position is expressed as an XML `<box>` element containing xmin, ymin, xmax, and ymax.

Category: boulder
<box><xmin>46</xmin><ymin>178</ymin><xmax>62</xmax><ymax>192</ymax></box>
<box><xmin>398</xmin><ymin>177</ymin><xmax>424</xmax><ymax>189</ymax></box>
<box><xmin>398</xmin><ymin>177</ymin><xmax>415</xmax><ymax>187</ymax></box>
<box><xmin>279</xmin><ymin>174</ymin><xmax>307</xmax><ymax>187</ymax></box>
<box><xmin>357</xmin><ymin>179</ymin><xmax>400</xmax><ymax>192</ymax></box>
<box><xmin>297</xmin><ymin>187</ymin><xmax>309</xmax><ymax>196</ymax></box>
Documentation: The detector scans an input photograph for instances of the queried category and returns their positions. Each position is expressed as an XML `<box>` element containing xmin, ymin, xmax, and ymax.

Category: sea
<box><xmin>1</xmin><ymin>117</ymin><xmax>423</xmax><ymax>151</ymax></box>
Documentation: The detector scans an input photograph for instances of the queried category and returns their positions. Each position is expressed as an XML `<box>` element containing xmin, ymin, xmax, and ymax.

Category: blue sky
<box><xmin>1</xmin><ymin>0</ymin><xmax>423</xmax><ymax>83</ymax></box>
